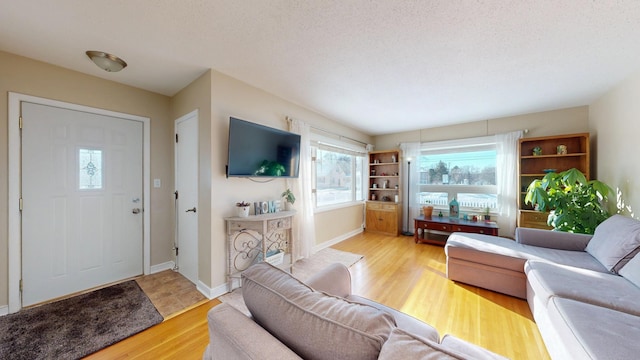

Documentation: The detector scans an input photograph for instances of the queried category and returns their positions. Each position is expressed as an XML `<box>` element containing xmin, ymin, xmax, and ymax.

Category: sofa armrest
<box><xmin>205</xmin><ymin>303</ymin><xmax>302</xmax><ymax>360</ymax></box>
<box><xmin>304</xmin><ymin>262</ymin><xmax>352</xmax><ymax>298</ymax></box>
<box><xmin>515</xmin><ymin>227</ymin><xmax>592</xmax><ymax>251</ymax></box>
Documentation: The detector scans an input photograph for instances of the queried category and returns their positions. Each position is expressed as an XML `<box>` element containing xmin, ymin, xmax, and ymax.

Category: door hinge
<box><xmin>19</xmin><ymin>279</ymin><xmax>23</xmax><ymax>292</ymax></box>
<box><xmin>174</xmin><ymin>246</ymin><xmax>179</xmax><ymax>256</ymax></box>
<box><xmin>174</xmin><ymin>191</ymin><xmax>179</xmax><ymax>200</ymax></box>
<box><xmin>175</xmin><ymin>133</ymin><xmax>179</xmax><ymax>143</ymax></box>
<box><xmin>19</xmin><ymin>197</ymin><xmax>23</xmax><ymax>211</ymax></box>
<box><xmin>19</xmin><ymin>116</ymin><xmax>23</xmax><ymax>129</ymax></box>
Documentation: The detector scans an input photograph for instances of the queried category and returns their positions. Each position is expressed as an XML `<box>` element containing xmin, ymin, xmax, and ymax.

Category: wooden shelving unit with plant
<box><xmin>366</xmin><ymin>149</ymin><xmax>402</xmax><ymax>236</ymax></box>
<box><xmin>517</xmin><ymin>133</ymin><xmax>590</xmax><ymax>229</ymax></box>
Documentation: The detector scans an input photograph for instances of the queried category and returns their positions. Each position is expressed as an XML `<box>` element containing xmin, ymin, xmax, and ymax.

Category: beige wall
<box><xmin>0</xmin><ymin>51</ymin><xmax>175</xmax><ymax>307</ymax></box>
<box><xmin>374</xmin><ymin>106</ymin><xmax>589</xmax><ymax>150</ymax></box>
<box><xmin>8</xmin><ymin>43</ymin><xmax>629</xmax><ymax>305</ymax></box>
<box><xmin>314</xmin><ymin>205</ymin><xmax>365</xmax><ymax>245</ymax></box>
<box><xmin>373</xmin><ymin>106</ymin><xmax>590</xmax><ymax>238</ymax></box>
<box><xmin>589</xmin><ymin>69</ymin><xmax>640</xmax><ymax>217</ymax></box>
<box><xmin>170</xmin><ymin>70</ymin><xmax>213</xmax><ymax>287</ymax></box>
<box><xmin>208</xmin><ymin>70</ymin><xmax>372</xmax><ymax>288</ymax></box>
<box><xmin>0</xmin><ymin>50</ymin><xmax>371</xmax><ymax>306</ymax></box>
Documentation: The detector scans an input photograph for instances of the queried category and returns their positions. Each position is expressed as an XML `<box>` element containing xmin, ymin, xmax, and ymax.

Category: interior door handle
<box><xmin>186</xmin><ymin>207</ymin><xmax>197</xmax><ymax>213</ymax></box>
<box><xmin>132</xmin><ymin>208</ymin><xmax>141</xmax><ymax>214</ymax></box>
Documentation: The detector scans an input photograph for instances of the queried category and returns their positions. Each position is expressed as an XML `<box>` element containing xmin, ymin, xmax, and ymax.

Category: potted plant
<box><xmin>532</xmin><ymin>146</ymin><xmax>542</xmax><ymax>156</ymax></box>
<box><xmin>281</xmin><ymin>189</ymin><xmax>295</xmax><ymax>211</ymax></box>
<box><xmin>524</xmin><ymin>168</ymin><xmax>613</xmax><ymax>234</ymax></box>
<box><xmin>236</xmin><ymin>201</ymin><xmax>251</xmax><ymax>217</ymax></box>
<box><xmin>422</xmin><ymin>201</ymin><xmax>434</xmax><ymax>218</ymax></box>
<box><xmin>483</xmin><ymin>207</ymin><xmax>491</xmax><ymax>221</ymax></box>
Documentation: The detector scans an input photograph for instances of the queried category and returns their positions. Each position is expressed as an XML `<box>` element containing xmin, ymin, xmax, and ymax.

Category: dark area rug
<box><xmin>0</xmin><ymin>280</ymin><xmax>164</xmax><ymax>360</ymax></box>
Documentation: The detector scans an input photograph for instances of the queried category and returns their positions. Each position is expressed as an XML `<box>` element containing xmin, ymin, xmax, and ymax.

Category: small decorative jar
<box><xmin>557</xmin><ymin>144</ymin><xmax>567</xmax><ymax>155</ymax></box>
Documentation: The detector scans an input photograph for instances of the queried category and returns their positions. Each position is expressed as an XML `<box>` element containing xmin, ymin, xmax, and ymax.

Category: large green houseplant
<box><xmin>524</xmin><ymin>168</ymin><xmax>613</xmax><ymax>234</ymax></box>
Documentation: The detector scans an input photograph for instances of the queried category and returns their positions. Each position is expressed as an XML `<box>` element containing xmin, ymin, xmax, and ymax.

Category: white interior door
<box><xmin>21</xmin><ymin>102</ymin><xmax>144</xmax><ymax>306</ymax></box>
<box><xmin>175</xmin><ymin>110</ymin><xmax>199</xmax><ymax>285</ymax></box>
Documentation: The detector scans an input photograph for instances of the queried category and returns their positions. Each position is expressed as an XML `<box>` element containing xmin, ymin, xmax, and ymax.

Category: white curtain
<box><xmin>399</xmin><ymin>142</ymin><xmax>421</xmax><ymax>234</ymax></box>
<box><xmin>495</xmin><ymin>130</ymin><xmax>523</xmax><ymax>238</ymax></box>
<box><xmin>288</xmin><ymin>118</ymin><xmax>315</xmax><ymax>261</ymax></box>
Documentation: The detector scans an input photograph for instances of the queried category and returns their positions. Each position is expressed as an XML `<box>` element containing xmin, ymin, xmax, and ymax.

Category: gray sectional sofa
<box><xmin>444</xmin><ymin>214</ymin><xmax>640</xmax><ymax>359</ymax></box>
<box><xmin>204</xmin><ymin>262</ymin><xmax>507</xmax><ymax>360</ymax></box>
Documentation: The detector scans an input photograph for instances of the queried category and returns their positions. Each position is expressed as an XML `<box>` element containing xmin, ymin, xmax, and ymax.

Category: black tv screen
<box><xmin>227</xmin><ymin>117</ymin><xmax>301</xmax><ymax>178</ymax></box>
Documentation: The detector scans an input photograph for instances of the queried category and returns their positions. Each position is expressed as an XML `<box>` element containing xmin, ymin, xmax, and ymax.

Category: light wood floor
<box><xmin>135</xmin><ymin>269</ymin><xmax>208</xmax><ymax>319</ymax></box>
<box><xmin>88</xmin><ymin>232</ymin><xmax>550</xmax><ymax>359</ymax></box>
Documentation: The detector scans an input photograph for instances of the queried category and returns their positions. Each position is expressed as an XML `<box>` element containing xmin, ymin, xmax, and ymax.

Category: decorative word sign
<box><xmin>254</xmin><ymin>200</ymin><xmax>282</xmax><ymax>215</ymax></box>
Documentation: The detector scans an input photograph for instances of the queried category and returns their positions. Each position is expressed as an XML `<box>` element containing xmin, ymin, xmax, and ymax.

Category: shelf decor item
<box><xmin>236</xmin><ymin>201</ymin><xmax>251</xmax><ymax>217</ymax></box>
<box><xmin>484</xmin><ymin>207</ymin><xmax>491</xmax><ymax>221</ymax></box>
<box><xmin>449</xmin><ymin>198</ymin><xmax>459</xmax><ymax>219</ymax></box>
<box><xmin>532</xmin><ymin>146</ymin><xmax>542</xmax><ymax>156</ymax></box>
<box><xmin>557</xmin><ymin>144</ymin><xmax>567</xmax><ymax>155</ymax></box>
<box><xmin>422</xmin><ymin>205</ymin><xmax>434</xmax><ymax>218</ymax></box>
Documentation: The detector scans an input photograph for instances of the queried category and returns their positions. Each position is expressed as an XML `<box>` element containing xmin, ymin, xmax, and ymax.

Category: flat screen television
<box><xmin>226</xmin><ymin>117</ymin><xmax>301</xmax><ymax>178</ymax></box>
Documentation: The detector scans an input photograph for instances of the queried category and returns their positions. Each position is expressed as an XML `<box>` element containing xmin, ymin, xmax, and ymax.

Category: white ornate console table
<box><xmin>225</xmin><ymin>210</ymin><xmax>295</xmax><ymax>290</ymax></box>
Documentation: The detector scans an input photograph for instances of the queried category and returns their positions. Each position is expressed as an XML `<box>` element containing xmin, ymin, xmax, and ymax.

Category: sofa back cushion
<box><xmin>585</xmin><ymin>215</ymin><xmax>640</xmax><ymax>273</ymax></box>
<box><xmin>242</xmin><ymin>262</ymin><xmax>396</xmax><ymax>360</ymax></box>
<box><xmin>619</xmin><ymin>254</ymin><xmax>640</xmax><ymax>288</ymax></box>
<box><xmin>378</xmin><ymin>328</ymin><xmax>465</xmax><ymax>360</ymax></box>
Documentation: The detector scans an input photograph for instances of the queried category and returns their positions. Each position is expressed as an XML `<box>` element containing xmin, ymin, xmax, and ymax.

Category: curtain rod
<box><xmin>286</xmin><ymin>116</ymin><xmax>369</xmax><ymax>147</ymax></box>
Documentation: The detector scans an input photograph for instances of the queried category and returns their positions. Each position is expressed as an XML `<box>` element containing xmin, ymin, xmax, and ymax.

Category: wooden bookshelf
<box><xmin>517</xmin><ymin>133</ymin><xmax>590</xmax><ymax>229</ymax></box>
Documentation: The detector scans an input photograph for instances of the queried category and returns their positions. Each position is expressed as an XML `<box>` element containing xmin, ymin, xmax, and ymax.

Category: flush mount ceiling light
<box><xmin>85</xmin><ymin>50</ymin><xmax>127</xmax><ymax>72</ymax></box>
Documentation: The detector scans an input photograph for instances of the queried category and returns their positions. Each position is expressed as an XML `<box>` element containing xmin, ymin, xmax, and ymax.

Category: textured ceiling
<box><xmin>2</xmin><ymin>1</ymin><xmax>640</xmax><ymax>135</ymax></box>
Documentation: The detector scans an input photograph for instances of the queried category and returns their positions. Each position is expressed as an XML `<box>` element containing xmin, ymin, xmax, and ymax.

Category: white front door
<box><xmin>175</xmin><ymin>110</ymin><xmax>199</xmax><ymax>285</ymax></box>
<box><xmin>21</xmin><ymin>102</ymin><xmax>144</xmax><ymax>306</ymax></box>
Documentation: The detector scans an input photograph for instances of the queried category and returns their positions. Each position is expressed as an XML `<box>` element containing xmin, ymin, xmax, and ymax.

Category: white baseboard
<box><xmin>313</xmin><ymin>227</ymin><xmax>364</xmax><ymax>252</ymax></box>
<box><xmin>0</xmin><ymin>305</ymin><xmax>8</xmax><ymax>316</ymax></box>
<box><xmin>150</xmin><ymin>261</ymin><xmax>175</xmax><ymax>274</ymax></box>
<box><xmin>197</xmin><ymin>280</ymin><xmax>228</xmax><ymax>300</ymax></box>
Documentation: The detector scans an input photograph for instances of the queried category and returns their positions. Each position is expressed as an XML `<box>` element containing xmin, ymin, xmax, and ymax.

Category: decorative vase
<box><xmin>422</xmin><ymin>205</ymin><xmax>434</xmax><ymax>218</ymax></box>
<box><xmin>237</xmin><ymin>206</ymin><xmax>250</xmax><ymax>218</ymax></box>
<box><xmin>449</xmin><ymin>198</ymin><xmax>459</xmax><ymax>219</ymax></box>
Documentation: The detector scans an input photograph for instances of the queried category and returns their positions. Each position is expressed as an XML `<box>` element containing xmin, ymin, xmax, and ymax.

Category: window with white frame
<box><xmin>418</xmin><ymin>137</ymin><xmax>497</xmax><ymax>212</ymax></box>
<box><xmin>311</xmin><ymin>138</ymin><xmax>366</xmax><ymax>208</ymax></box>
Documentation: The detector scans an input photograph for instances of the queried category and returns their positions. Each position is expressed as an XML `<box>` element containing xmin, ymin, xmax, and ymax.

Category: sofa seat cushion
<box><xmin>347</xmin><ymin>294</ymin><xmax>439</xmax><ymax>342</ymax></box>
<box><xmin>525</xmin><ymin>260</ymin><xmax>640</xmax><ymax>316</ymax></box>
<box><xmin>242</xmin><ymin>262</ymin><xmax>396</xmax><ymax>360</ymax></box>
<box><xmin>547</xmin><ymin>297</ymin><xmax>640</xmax><ymax>360</ymax></box>
<box><xmin>586</xmin><ymin>214</ymin><xmax>640</xmax><ymax>273</ymax></box>
<box><xmin>446</xmin><ymin>233</ymin><xmax>608</xmax><ymax>273</ymax></box>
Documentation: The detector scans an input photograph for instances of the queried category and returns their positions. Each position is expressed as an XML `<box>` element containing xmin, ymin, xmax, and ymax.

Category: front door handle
<box><xmin>186</xmin><ymin>207</ymin><xmax>197</xmax><ymax>213</ymax></box>
<box><xmin>132</xmin><ymin>208</ymin><xmax>141</xmax><ymax>214</ymax></box>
